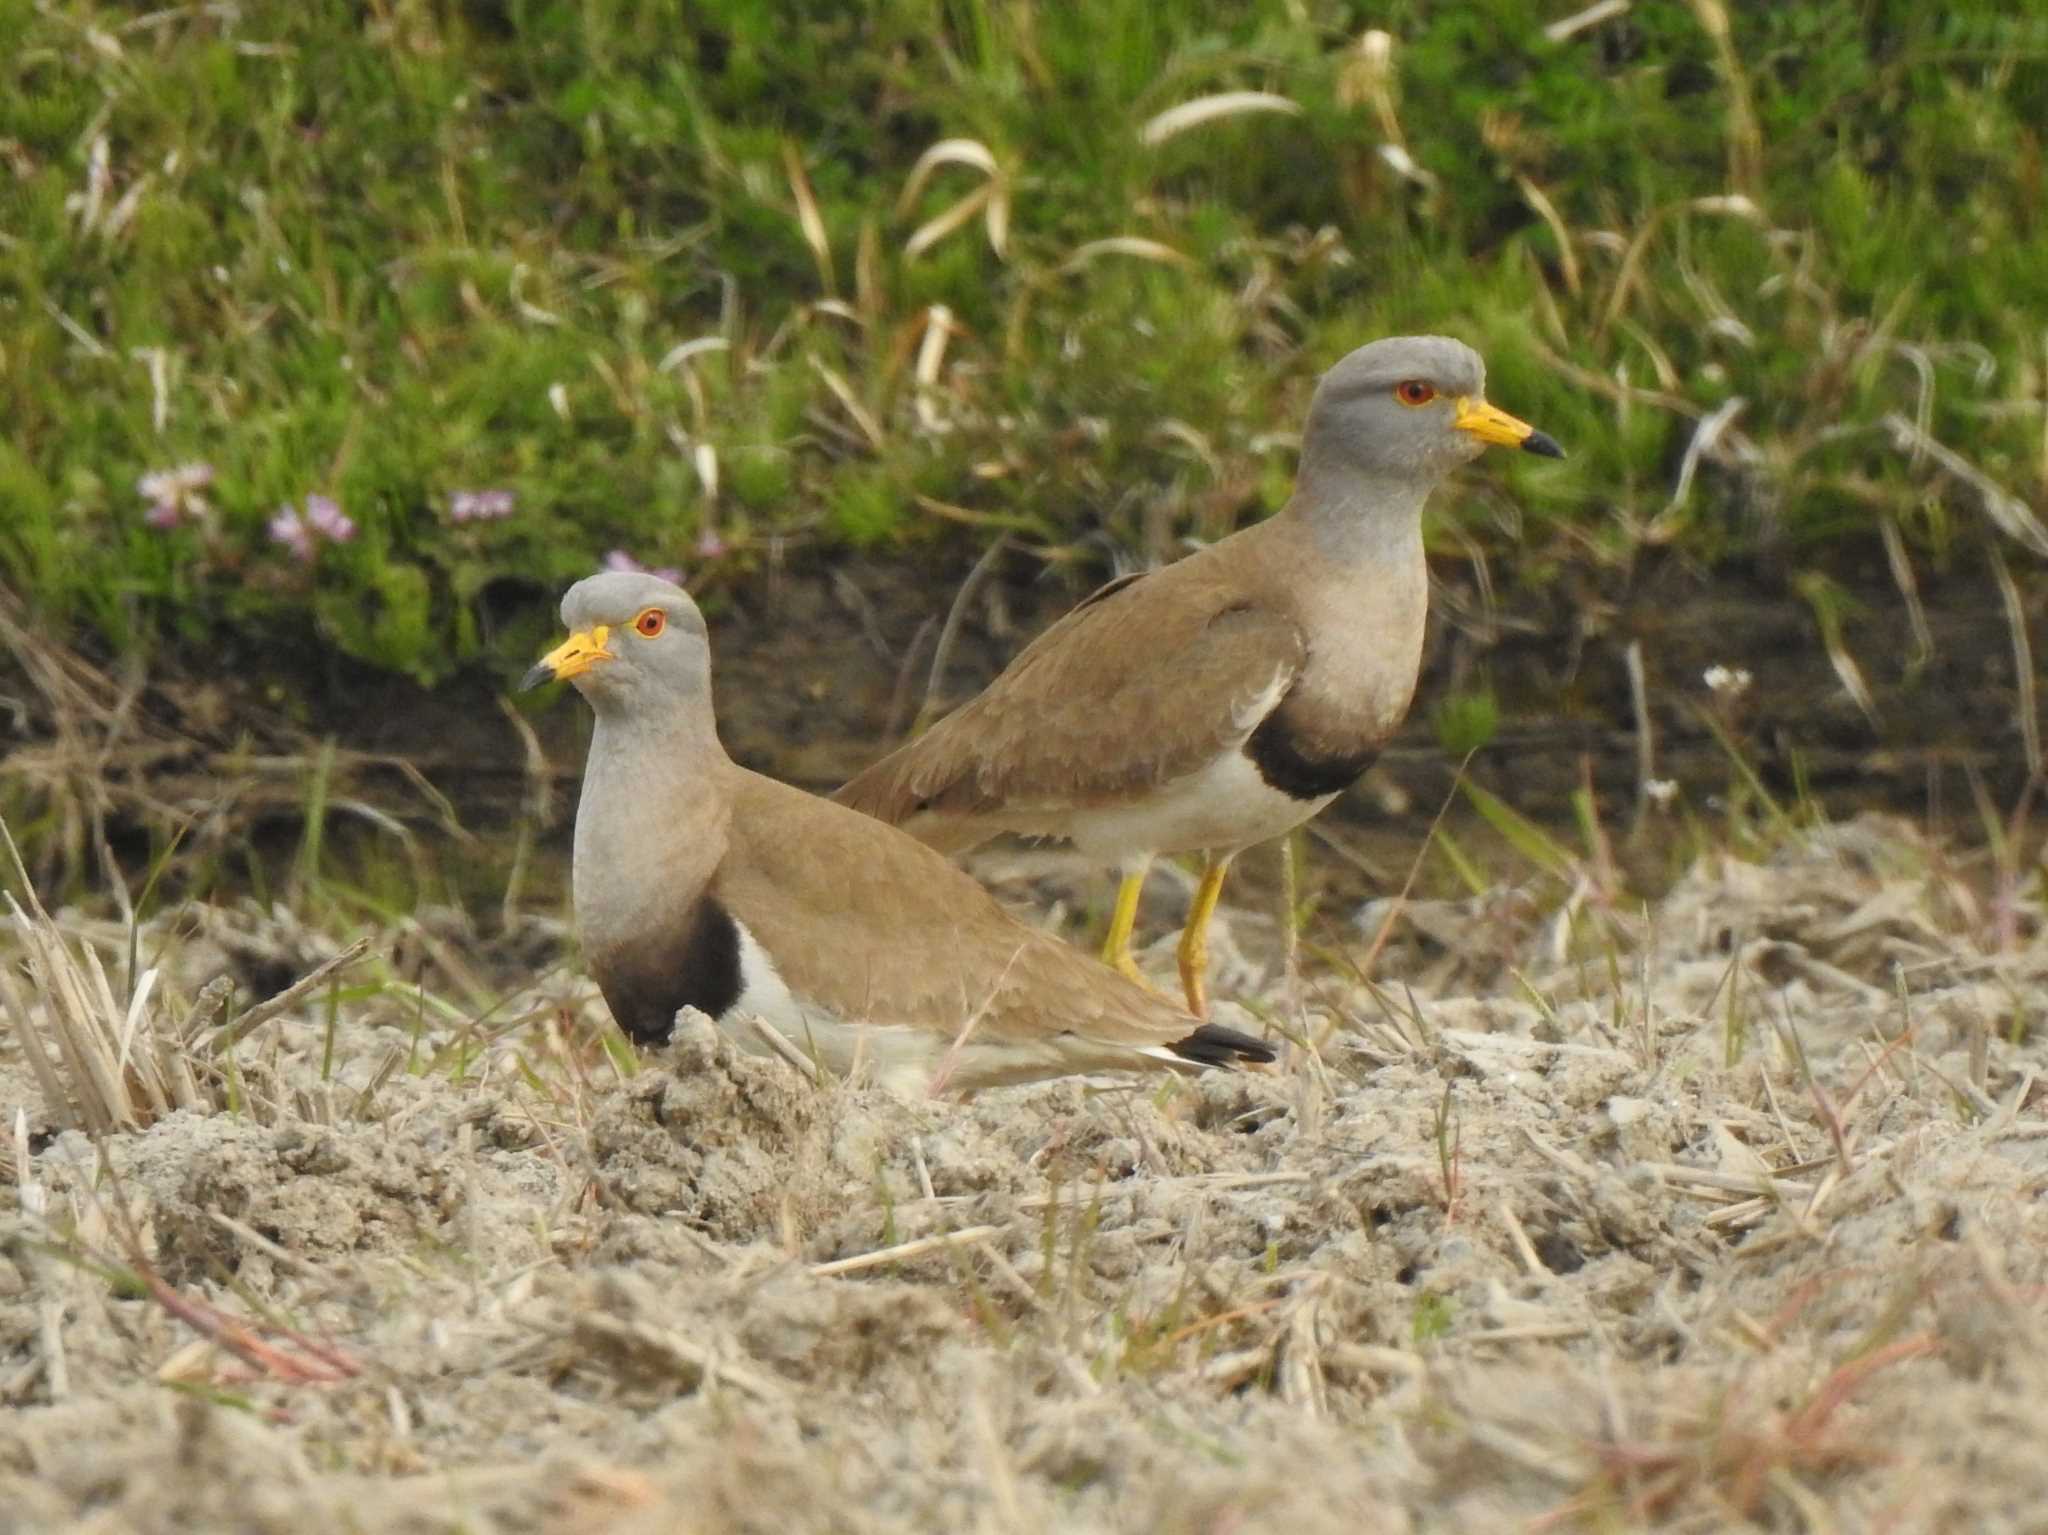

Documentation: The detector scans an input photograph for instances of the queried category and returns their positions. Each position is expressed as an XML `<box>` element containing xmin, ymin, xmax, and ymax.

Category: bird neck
<box><xmin>1268</xmin><ymin>464</ymin><xmax>1435</xmax><ymax>737</ymax></box>
<box><xmin>574</xmin><ymin>707</ymin><xmax>729</xmax><ymax>945</ymax></box>
<box><xmin>586</xmin><ymin>690</ymin><xmax>728</xmax><ymax>776</ymax></box>
<box><xmin>1286</xmin><ymin>461</ymin><xmax>1433</xmax><ymax>569</ymax></box>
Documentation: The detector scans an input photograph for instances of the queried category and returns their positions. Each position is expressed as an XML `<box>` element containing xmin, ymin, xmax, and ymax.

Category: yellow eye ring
<box><xmin>634</xmin><ymin>608</ymin><xmax>666</xmax><ymax>638</ymax></box>
<box><xmin>1395</xmin><ymin>380</ymin><xmax>1437</xmax><ymax>407</ymax></box>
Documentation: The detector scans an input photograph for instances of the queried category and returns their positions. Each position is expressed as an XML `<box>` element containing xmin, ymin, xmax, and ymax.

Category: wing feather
<box><xmin>838</xmin><ymin>559</ymin><xmax>1305</xmax><ymax>825</ymax></box>
<box><xmin>718</xmin><ymin>772</ymin><xmax>1224</xmax><ymax>1053</ymax></box>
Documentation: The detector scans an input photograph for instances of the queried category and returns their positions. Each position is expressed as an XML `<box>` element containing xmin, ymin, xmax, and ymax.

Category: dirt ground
<box><xmin>2</xmin><ymin>814</ymin><xmax>2046</xmax><ymax>1534</ymax></box>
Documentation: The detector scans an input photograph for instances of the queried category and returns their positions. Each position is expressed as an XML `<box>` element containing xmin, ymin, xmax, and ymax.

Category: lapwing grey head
<box><xmin>520</xmin><ymin>570</ymin><xmax>712</xmax><ymax>711</ymax></box>
<box><xmin>1302</xmin><ymin>334</ymin><xmax>1563</xmax><ymax>483</ymax></box>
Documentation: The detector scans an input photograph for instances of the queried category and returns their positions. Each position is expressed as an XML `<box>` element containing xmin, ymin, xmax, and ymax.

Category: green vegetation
<box><xmin>3</xmin><ymin>0</ymin><xmax>2045</xmax><ymax>683</ymax></box>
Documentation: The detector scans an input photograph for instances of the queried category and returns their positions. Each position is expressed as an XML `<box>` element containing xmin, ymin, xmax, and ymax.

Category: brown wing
<box><xmin>716</xmin><ymin>770</ymin><xmax>1228</xmax><ymax>1054</ymax></box>
<box><xmin>836</xmin><ymin>554</ymin><xmax>1306</xmax><ymax>826</ymax></box>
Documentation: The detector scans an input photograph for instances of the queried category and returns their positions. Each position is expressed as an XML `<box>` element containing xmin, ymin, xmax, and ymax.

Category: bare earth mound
<box><xmin>3</xmin><ymin>816</ymin><xmax>2045</xmax><ymax>1532</ymax></box>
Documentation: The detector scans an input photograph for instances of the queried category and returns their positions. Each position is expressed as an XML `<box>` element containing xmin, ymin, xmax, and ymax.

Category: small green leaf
<box><xmin>1433</xmin><ymin>689</ymin><xmax>1499</xmax><ymax>758</ymax></box>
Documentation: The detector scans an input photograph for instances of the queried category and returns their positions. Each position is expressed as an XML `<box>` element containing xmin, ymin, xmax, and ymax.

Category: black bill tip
<box><xmin>1521</xmin><ymin>429</ymin><xmax>1566</xmax><ymax>460</ymax></box>
<box><xmin>517</xmin><ymin>662</ymin><xmax>557</xmax><ymax>693</ymax></box>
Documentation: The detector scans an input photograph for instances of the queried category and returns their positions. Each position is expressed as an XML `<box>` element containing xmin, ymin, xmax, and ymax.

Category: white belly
<box><xmin>1049</xmin><ymin>749</ymin><xmax>1335</xmax><ymax>862</ymax></box>
<box><xmin>715</xmin><ymin>922</ymin><xmax>943</xmax><ymax>1093</ymax></box>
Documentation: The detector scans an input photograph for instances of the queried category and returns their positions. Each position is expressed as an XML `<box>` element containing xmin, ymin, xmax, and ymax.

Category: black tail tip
<box><xmin>1171</xmin><ymin>1022</ymin><xmax>1279</xmax><ymax>1068</ymax></box>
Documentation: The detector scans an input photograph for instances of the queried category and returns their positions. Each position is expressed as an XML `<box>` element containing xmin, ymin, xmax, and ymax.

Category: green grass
<box><xmin>2</xmin><ymin>0</ymin><xmax>2045</xmax><ymax>683</ymax></box>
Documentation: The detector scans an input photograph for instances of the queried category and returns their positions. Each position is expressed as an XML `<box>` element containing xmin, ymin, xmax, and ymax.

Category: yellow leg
<box><xmin>1176</xmin><ymin>855</ymin><xmax>1232</xmax><ymax>1018</ymax></box>
<box><xmin>1101</xmin><ymin>861</ymin><xmax>1152</xmax><ymax>988</ymax></box>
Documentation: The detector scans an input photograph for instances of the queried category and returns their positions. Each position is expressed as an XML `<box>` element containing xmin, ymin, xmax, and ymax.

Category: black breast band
<box><xmin>1244</xmin><ymin>709</ymin><xmax>1378</xmax><ymax>800</ymax></box>
<box><xmin>596</xmin><ymin>897</ymin><xmax>744</xmax><ymax>1044</ymax></box>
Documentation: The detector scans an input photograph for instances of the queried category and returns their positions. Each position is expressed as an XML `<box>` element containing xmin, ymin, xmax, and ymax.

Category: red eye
<box><xmin>634</xmin><ymin>608</ymin><xmax>666</xmax><ymax>638</ymax></box>
<box><xmin>1395</xmin><ymin>380</ymin><xmax>1437</xmax><ymax>406</ymax></box>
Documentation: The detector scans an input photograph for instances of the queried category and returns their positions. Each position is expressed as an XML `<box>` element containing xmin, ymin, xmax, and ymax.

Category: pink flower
<box><xmin>269</xmin><ymin>505</ymin><xmax>314</xmax><ymax>562</ymax></box>
<box><xmin>604</xmin><ymin>549</ymin><xmax>682</xmax><ymax>585</ymax></box>
<box><xmin>137</xmin><ymin>461</ymin><xmax>215</xmax><ymax>529</ymax></box>
<box><xmin>270</xmin><ymin>495</ymin><xmax>356</xmax><ymax>562</ymax></box>
<box><xmin>303</xmin><ymin>494</ymin><xmax>356</xmax><ymax>542</ymax></box>
<box><xmin>449</xmin><ymin>489</ymin><xmax>516</xmax><ymax>523</ymax></box>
